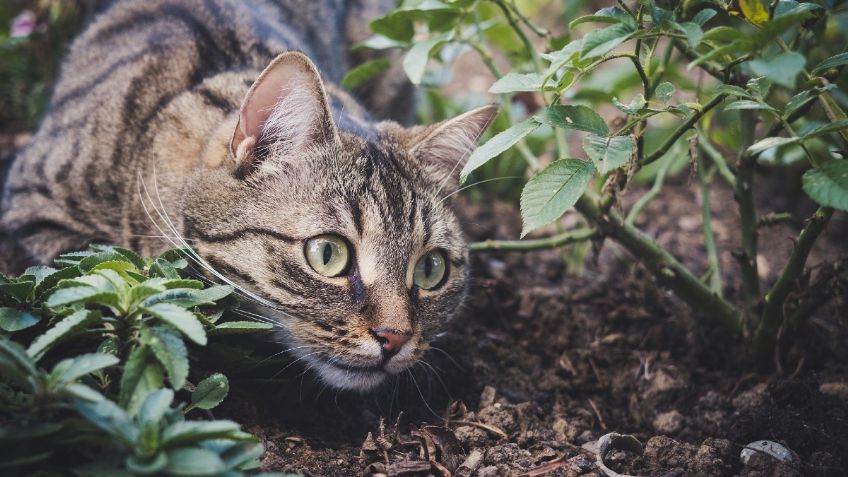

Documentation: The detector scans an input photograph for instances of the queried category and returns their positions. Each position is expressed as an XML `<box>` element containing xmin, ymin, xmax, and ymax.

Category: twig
<box><xmin>625</xmin><ymin>153</ymin><xmax>674</xmax><ymax>225</ymax></box>
<box><xmin>754</xmin><ymin>206</ymin><xmax>834</xmax><ymax>363</ymax></box>
<box><xmin>642</xmin><ymin>94</ymin><xmax>728</xmax><ymax>165</ymax></box>
<box><xmin>697</xmin><ymin>131</ymin><xmax>736</xmax><ymax>188</ymax></box>
<box><xmin>468</xmin><ymin>228</ymin><xmax>595</xmax><ymax>252</ymax></box>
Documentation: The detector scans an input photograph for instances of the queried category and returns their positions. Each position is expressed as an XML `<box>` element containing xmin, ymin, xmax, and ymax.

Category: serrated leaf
<box><xmin>119</xmin><ymin>346</ymin><xmax>164</xmax><ymax>416</ymax></box>
<box><xmin>162</xmin><ymin>420</ymin><xmax>241</xmax><ymax>447</ymax></box>
<box><xmin>583</xmin><ymin>134</ymin><xmax>635</xmax><ymax>174</ymax></box>
<box><xmin>489</xmin><ymin>72</ymin><xmax>550</xmax><ymax>94</ymax></box>
<box><xmin>812</xmin><ymin>52</ymin><xmax>848</xmax><ymax>76</ymax></box>
<box><xmin>27</xmin><ymin>310</ymin><xmax>98</xmax><ymax>360</ymax></box>
<box><xmin>402</xmin><ymin>32</ymin><xmax>452</xmax><ymax>84</ymax></box>
<box><xmin>341</xmin><ymin>58</ymin><xmax>391</xmax><ymax>90</ymax></box>
<box><xmin>138</xmin><ymin>388</ymin><xmax>175</xmax><ymax>425</ymax></box>
<box><xmin>613</xmin><ymin>95</ymin><xmax>646</xmax><ymax>114</ymax></box>
<box><xmin>714</xmin><ymin>84</ymin><xmax>752</xmax><ymax>98</ymax></box>
<box><xmin>142</xmin><ymin>303</ymin><xmax>207</xmax><ymax>345</ymax></box>
<box><xmin>0</xmin><ymin>307</ymin><xmax>40</xmax><ymax>332</ymax></box>
<box><xmin>748</xmin><ymin>119</ymin><xmax>848</xmax><ymax>154</ymax></box>
<box><xmin>46</xmin><ymin>287</ymin><xmax>120</xmax><ymax>309</ymax></box>
<box><xmin>569</xmin><ymin>7</ymin><xmax>633</xmax><ymax>29</ymax></box>
<box><xmin>189</xmin><ymin>373</ymin><xmax>229</xmax><ymax>411</ymax></box>
<box><xmin>520</xmin><ymin>159</ymin><xmax>595</xmax><ymax>237</ymax></box>
<box><xmin>142</xmin><ymin>285</ymin><xmax>232</xmax><ymax>308</ymax></box>
<box><xmin>459</xmin><ymin>118</ymin><xmax>540</xmax><ymax>183</ymax></box>
<box><xmin>654</xmin><ymin>82</ymin><xmax>675</xmax><ymax>103</ymax></box>
<box><xmin>49</xmin><ymin>353</ymin><xmax>119</xmax><ymax>387</ymax></box>
<box><xmin>164</xmin><ymin>448</ymin><xmax>226</xmax><ymax>476</ymax></box>
<box><xmin>802</xmin><ymin>161</ymin><xmax>848</xmax><ymax>211</ymax></box>
<box><xmin>692</xmin><ymin>9</ymin><xmax>717</xmax><ymax>26</ymax></box>
<box><xmin>210</xmin><ymin>321</ymin><xmax>275</xmax><ymax>335</ymax></box>
<box><xmin>533</xmin><ymin>105</ymin><xmax>609</xmax><ymax>136</ymax></box>
<box><xmin>78</xmin><ymin>250</ymin><xmax>133</xmax><ymax>274</ymax></box>
<box><xmin>784</xmin><ymin>89</ymin><xmax>817</xmax><ymax>117</ymax></box>
<box><xmin>74</xmin><ymin>399</ymin><xmax>138</xmax><ymax>445</ymax></box>
<box><xmin>749</xmin><ymin>51</ymin><xmax>806</xmax><ymax>89</ymax></box>
<box><xmin>580</xmin><ymin>23</ymin><xmax>634</xmax><ymax>58</ymax></box>
<box><xmin>0</xmin><ymin>280</ymin><xmax>34</xmax><ymax>302</ymax></box>
<box><xmin>739</xmin><ymin>0</ymin><xmax>769</xmax><ymax>25</ymax></box>
<box><xmin>145</xmin><ymin>326</ymin><xmax>189</xmax><ymax>389</ymax></box>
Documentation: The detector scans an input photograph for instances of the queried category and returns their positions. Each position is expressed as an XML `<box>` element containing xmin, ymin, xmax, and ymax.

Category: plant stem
<box><xmin>642</xmin><ymin>93</ymin><xmax>728</xmax><ymax>165</ymax></box>
<box><xmin>625</xmin><ymin>153</ymin><xmax>674</xmax><ymax>225</ymax></box>
<box><xmin>735</xmin><ymin>111</ymin><xmax>761</xmax><ymax>320</ymax></box>
<box><xmin>697</xmin><ymin>132</ymin><xmax>736</xmax><ymax>188</ymax></box>
<box><xmin>696</xmin><ymin>140</ymin><xmax>723</xmax><ymax>296</ymax></box>
<box><xmin>753</xmin><ymin>206</ymin><xmax>834</xmax><ymax>363</ymax></box>
<box><xmin>576</xmin><ymin>194</ymin><xmax>743</xmax><ymax>332</ymax></box>
<box><xmin>468</xmin><ymin>227</ymin><xmax>595</xmax><ymax>252</ymax></box>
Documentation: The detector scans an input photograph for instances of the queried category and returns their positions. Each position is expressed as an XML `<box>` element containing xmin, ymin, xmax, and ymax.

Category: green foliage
<box><xmin>365</xmin><ymin>0</ymin><xmax>848</xmax><ymax>363</ymax></box>
<box><xmin>0</xmin><ymin>245</ymin><xmax>282</xmax><ymax>476</ymax></box>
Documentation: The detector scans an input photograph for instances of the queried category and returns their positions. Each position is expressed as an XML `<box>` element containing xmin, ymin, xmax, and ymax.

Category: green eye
<box><xmin>305</xmin><ymin>235</ymin><xmax>350</xmax><ymax>277</ymax></box>
<box><xmin>413</xmin><ymin>250</ymin><xmax>447</xmax><ymax>290</ymax></box>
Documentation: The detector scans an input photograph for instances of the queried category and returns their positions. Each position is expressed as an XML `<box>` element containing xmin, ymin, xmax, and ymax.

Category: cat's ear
<box><xmin>409</xmin><ymin>104</ymin><xmax>499</xmax><ymax>186</ymax></box>
<box><xmin>230</xmin><ymin>51</ymin><xmax>339</xmax><ymax>173</ymax></box>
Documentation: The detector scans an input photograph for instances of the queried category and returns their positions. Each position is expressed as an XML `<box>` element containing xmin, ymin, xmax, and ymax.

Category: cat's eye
<box><xmin>413</xmin><ymin>250</ymin><xmax>447</xmax><ymax>290</ymax></box>
<box><xmin>305</xmin><ymin>235</ymin><xmax>350</xmax><ymax>277</ymax></box>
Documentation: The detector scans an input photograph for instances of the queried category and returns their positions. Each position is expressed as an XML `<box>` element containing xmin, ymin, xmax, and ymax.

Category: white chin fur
<box><xmin>313</xmin><ymin>359</ymin><xmax>388</xmax><ymax>391</ymax></box>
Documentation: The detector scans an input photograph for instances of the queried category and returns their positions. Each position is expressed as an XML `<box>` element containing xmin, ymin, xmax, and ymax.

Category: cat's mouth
<box><xmin>302</xmin><ymin>351</ymin><xmax>415</xmax><ymax>391</ymax></box>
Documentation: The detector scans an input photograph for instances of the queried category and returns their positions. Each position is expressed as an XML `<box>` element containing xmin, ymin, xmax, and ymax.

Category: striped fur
<box><xmin>0</xmin><ymin>0</ymin><xmax>497</xmax><ymax>390</ymax></box>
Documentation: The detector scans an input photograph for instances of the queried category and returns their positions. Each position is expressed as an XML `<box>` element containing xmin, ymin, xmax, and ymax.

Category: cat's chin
<box><xmin>312</xmin><ymin>360</ymin><xmax>389</xmax><ymax>391</ymax></box>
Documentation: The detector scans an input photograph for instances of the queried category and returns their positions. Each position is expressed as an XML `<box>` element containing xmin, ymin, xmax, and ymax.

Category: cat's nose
<box><xmin>371</xmin><ymin>327</ymin><xmax>411</xmax><ymax>356</ymax></box>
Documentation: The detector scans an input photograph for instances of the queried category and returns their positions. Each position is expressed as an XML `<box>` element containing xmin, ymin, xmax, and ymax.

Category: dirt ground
<box><xmin>202</xmin><ymin>173</ymin><xmax>846</xmax><ymax>477</ymax></box>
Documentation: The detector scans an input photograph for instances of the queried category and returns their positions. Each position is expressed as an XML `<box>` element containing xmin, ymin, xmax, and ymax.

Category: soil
<box><xmin>2</xmin><ymin>139</ymin><xmax>847</xmax><ymax>476</ymax></box>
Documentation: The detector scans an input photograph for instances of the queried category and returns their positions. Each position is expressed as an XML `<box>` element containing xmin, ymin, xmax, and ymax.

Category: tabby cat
<box><xmin>0</xmin><ymin>0</ymin><xmax>497</xmax><ymax>390</ymax></box>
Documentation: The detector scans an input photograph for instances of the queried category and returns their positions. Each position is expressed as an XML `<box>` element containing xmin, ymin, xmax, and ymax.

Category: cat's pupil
<box><xmin>322</xmin><ymin>243</ymin><xmax>332</xmax><ymax>265</ymax></box>
<box><xmin>424</xmin><ymin>256</ymin><xmax>433</xmax><ymax>277</ymax></box>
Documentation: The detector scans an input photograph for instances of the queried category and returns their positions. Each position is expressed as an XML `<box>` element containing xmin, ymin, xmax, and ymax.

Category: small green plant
<box><xmin>0</xmin><ymin>245</ymin><xmax>292</xmax><ymax>476</ymax></box>
<box><xmin>352</xmin><ymin>0</ymin><xmax>848</xmax><ymax>365</ymax></box>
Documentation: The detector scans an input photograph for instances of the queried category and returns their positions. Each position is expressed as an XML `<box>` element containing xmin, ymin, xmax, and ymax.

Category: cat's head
<box><xmin>182</xmin><ymin>52</ymin><xmax>496</xmax><ymax>391</ymax></box>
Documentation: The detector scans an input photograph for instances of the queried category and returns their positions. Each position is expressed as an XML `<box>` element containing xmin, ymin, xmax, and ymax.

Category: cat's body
<box><xmin>1</xmin><ymin>0</ymin><xmax>496</xmax><ymax>390</ymax></box>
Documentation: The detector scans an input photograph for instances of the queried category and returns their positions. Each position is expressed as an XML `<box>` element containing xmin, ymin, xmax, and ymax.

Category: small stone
<box><xmin>476</xmin><ymin>465</ymin><xmax>500</xmax><ymax>477</ymax></box>
<box><xmin>819</xmin><ymin>382</ymin><xmax>848</xmax><ymax>400</ymax></box>
<box><xmin>454</xmin><ymin>425</ymin><xmax>489</xmax><ymax>448</ymax></box>
<box><xmin>652</xmin><ymin>410</ymin><xmax>684</xmax><ymax>434</ymax></box>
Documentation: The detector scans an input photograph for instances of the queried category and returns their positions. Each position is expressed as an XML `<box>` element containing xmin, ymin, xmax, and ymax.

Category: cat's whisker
<box><xmin>427</xmin><ymin>345</ymin><xmax>465</xmax><ymax>371</ymax></box>
<box><xmin>271</xmin><ymin>350</ymin><xmax>323</xmax><ymax>379</ymax></box>
<box><xmin>250</xmin><ymin>344</ymin><xmax>311</xmax><ymax>367</ymax></box>
<box><xmin>439</xmin><ymin>175</ymin><xmax>525</xmax><ymax>203</ymax></box>
<box><xmin>416</xmin><ymin>359</ymin><xmax>450</xmax><ymax>398</ymax></box>
<box><xmin>405</xmin><ymin>368</ymin><xmax>444</xmax><ymax>421</ymax></box>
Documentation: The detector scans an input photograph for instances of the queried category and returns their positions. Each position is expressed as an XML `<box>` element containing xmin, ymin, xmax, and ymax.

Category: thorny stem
<box><xmin>642</xmin><ymin>93</ymin><xmax>728</xmax><ymax>165</ymax></box>
<box><xmin>753</xmin><ymin>206</ymin><xmax>834</xmax><ymax>363</ymax></box>
<box><xmin>735</xmin><ymin>111</ymin><xmax>761</xmax><ymax>321</ymax></box>
<box><xmin>468</xmin><ymin>227</ymin><xmax>595</xmax><ymax>252</ymax></box>
<box><xmin>576</xmin><ymin>194</ymin><xmax>743</xmax><ymax>332</ymax></box>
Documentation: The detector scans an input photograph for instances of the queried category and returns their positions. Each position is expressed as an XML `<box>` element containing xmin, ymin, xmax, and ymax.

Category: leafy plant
<box><xmin>353</xmin><ymin>0</ymin><xmax>848</xmax><ymax>365</ymax></box>
<box><xmin>0</xmin><ymin>245</ymin><xmax>291</xmax><ymax>476</ymax></box>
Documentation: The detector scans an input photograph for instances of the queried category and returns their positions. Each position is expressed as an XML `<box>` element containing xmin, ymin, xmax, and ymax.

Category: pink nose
<box><xmin>371</xmin><ymin>328</ymin><xmax>411</xmax><ymax>356</ymax></box>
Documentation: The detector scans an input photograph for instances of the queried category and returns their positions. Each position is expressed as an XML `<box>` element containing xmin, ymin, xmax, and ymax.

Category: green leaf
<box><xmin>0</xmin><ymin>279</ymin><xmax>34</xmax><ymax>302</ymax></box>
<box><xmin>520</xmin><ymin>159</ymin><xmax>596</xmax><ymax>237</ymax></box>
<box><xmin>0</xmin><ymin>423</ymin><xmax>63</xmax><ymax>440</ymax></box>
<box><xmin>459</xmin><ymin>118</ymin><xmax>540</xmax><ymax>183</ymax></box>
<box><xmin>210</xmin><ymin>321</ymin><xmax>275</xmax><ymax>335</ymax></box>
<box><xmin>145</xmin><ymin>278</ymin><xmax>205</xmax><ymax>290</ymax></box>
<box><xmin>714</xmin><ymin>84</ymin><xmax>751</xmax><ymax>98</ymax></box>
<box><xmin>489</xmin><ymin>72</ymin><xmax>552</xmax><ymax>94</ymax></box>
<box><xmin>189</xmin><ymin>373</ymin><xmax>229</xmax><ymax>411</ymax></box>
<box><xmin>802</xmin><ymin>161</ymin><xmax>848</xmax><ymax>211</ymax></box>
<box><xmin>812</xmin><ymin>52</ymin><xmax>848</xmax><ymax>76</ymax></box>
<box><xmin>580</xmin><ymin>23</ymin><xmax>634</xmax><ymax>59</ymax></box>
<box><xmin>162</xmin><ymin>420</ymin><xmax>241</xmax><ymax>447</ymax></box>
<box><xmin>749</xmin><ymin>51</ymin><xmax>806</xmax><ymax>89</ymax></box>
<box><xmin>533</xmin><ymin>105</ymin><xmax>609</xmax><ymax>136</ymax></box>
<box><xmin>142</xmin><ymin>303</ymin><xmax>208</xmax><ymax>345</ymax></box>
<box><xmin>49</xmin><ymin>353</ymin><xmax>119</xmax><ymax>387</ymax></box>
<box><xmin>724</xmin><ymin>100</ymin><xmax>778</xmax><ymax>112</ymax></box>
<box><xmin>692</xmin><ymin>9</ymin><xmax>717</xmax><ymax>26</ymax></box>
<box><xmin>78</xmin><ymin>250</ymin><xmax>133</xmax><ymax>274</ymax></box>
<box><xmin>674</xmin><ymin>22</ymin><xmax>703</xmax><ymax>48</ymax></box>
<box><xmin>142</xmin><ymin>285</ymin><xmax>232</xmax><ymax>308</ymax></box>
<box><xmin>46</xmin><ymin>286</ymin><xmax>120</xmax><ymax>309</ymax></box>
<box><xmin>402</xmin><ymin>32</ymin><xmax>452</xmax><ymax>84</ymax></box>
<box><xmin>126</xmin><ymin>453</ymin><xmax>168</xmax><ymax>475</ymax></box>
<box><xmin>654</xmin><ymin>82</ymin><xmax>675</xmax><ymax>103</ymax></box>
<box><xmin>784</xmin><ymin>89</ymin><xmax>818</xmax><ymax>117</ymax></box>
<box><xmin>613</xmin><ymin>95</ymin><xmax>646</xmax><ymax>114</ymax></box>
<box><xmin>74</xmin><ymin>399</ymin><xmax>138</xmax><ymax>445</ymax></box>
<box><xmin>27</xmin><ymin>310</ymin><xmax>98</xmax><ymax>360</ymax></box>
<box><xmin>138</xmin><ymin>388</ymin><xmax>175</xmax><ymax>424</ymax></box>
<box><xmin>0</xmin><ymin>337</ymin><xmax>38</xmax><ymax>383</ymax></box>
<box><xmin>164</xmin><ymin>448</ymin><xmax>226</xmax><ymax>476</ymax></box>
<box><xmin>221</xmin><ymin>443</ymin><xmax>265</xmax><ymax>471</ymax></box>
<box><xmin>583</xmin><ymin>134</ymin><xmax>636</xmax><ymax>174</ymax></box>
<box><xmin>341</xmin><ymin>59</ymin><xmax>391</xmax><ymax>90</ymax></box>
<box><xmin>32</xmin><ymin>265</ymin><xmax>80</xmax><ymax>299</ymax></box>
<box><xmin>0</xmin><ymin>307</ymin><xmax>40</xmax><ymax>332</ymax></box>
<box><xmin>145</xmin><ymin>326</ymin><xmax>189</xmax><ymax>389</ymax></box>
<box><xmin>747</xmin><ymin>119</ymin><xmax>848</xmax><ymax>154</ymax></box>
<box><xmin>569</xmin><ymin>7</ymin><xmax>633</xmax><ymax>29</ymax></box>
<box><xmin>119</xmin><ymin>346</ymin><xmax>165</xmax><ymax>415</ymax></box>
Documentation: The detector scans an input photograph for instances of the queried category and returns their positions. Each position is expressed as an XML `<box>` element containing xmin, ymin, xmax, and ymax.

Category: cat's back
<box><xmin>1</xmin><ymin>0</ymin><xmax>392</xmax><ymax>263</ymax></box>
